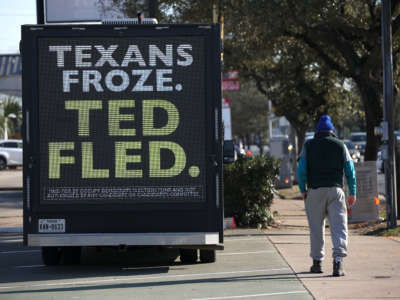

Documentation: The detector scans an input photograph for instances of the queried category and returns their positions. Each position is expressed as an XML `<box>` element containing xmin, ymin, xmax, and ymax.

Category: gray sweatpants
<box><xmin>305</xmin><ymin>187</ymin><xmax>348</xmax><ymax>261</ymax></box>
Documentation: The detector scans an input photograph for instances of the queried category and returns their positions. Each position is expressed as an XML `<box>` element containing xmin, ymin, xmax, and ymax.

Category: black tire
<box><xmin>8</xmin><ymin>166</ymin><xmax>17</xmax><ymax>170</ymax></box>
<box><xmin>62</xmin><ymin>247</ymin><xmax>82</xmax><ymax>265</ymax></box>
<box><xmin>42</xmin><ymin>247</ymin><xmax>61</xmax><ymax>266</ymax></box>
<box><xmin>179</xmin><ymin>249</ymin><xmax>198</xmax><ymax>264</ymax></box>
<box><xmin>0</xmin><ymin>157</ymin><xmax>6</xmax><ymax>171</ymax></box>
<box><xmin>200</xmin><ymin>249</ymin><xmax>216</xmax><ymax>263</ymax></box>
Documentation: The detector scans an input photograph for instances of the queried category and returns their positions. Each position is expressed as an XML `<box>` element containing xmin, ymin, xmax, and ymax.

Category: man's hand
<box><xmin>348</xmin><ymin>195</ymin><xmax>356</xmax><ymax>207</ymax></box>
<box><xmin>302</xmin><ymin>193</ymin><xmax>307</xmax><ymax>201</ymax></box>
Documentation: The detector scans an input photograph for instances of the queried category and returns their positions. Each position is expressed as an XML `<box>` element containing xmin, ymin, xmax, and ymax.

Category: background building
<box><xmin>0</xmin><ymin>54</ymin><xmax>22</xmax><ymax>99</ymax></box>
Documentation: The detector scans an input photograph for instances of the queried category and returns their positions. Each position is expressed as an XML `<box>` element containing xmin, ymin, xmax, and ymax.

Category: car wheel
<box><xmin>0</xmin><ymin>158</ymin><xmax>6</xmax><ymax>171</ymax></box>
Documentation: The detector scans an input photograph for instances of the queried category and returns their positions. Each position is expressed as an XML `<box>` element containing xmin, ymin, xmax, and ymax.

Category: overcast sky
<box><xmin>0</xmin><ymin>0</ymin><xmax>36</xmax><ymax>54</ymax></box>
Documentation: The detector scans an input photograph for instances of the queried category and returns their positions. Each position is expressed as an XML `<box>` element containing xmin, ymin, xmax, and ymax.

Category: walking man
<box><xmin>297</xmin><ymin>115</ymin><xmax>356</xmax><ymax>276</ymax></box>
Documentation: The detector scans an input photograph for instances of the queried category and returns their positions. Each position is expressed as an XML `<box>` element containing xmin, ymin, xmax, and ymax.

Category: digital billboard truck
<box><xmin>21</xmin><ymin>24</ymin><xmax>223</xmax><ymax>265</ymax></box>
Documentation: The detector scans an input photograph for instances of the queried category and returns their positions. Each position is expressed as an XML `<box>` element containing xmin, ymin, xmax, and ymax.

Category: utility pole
<box><xmin>213</xmin><ymin>1</ymin><xmax>224</xmax><ymax>49</ymax></box>
<box><xmin>381</xmin><ymin>0</ymin><xmax>398</xmax><ymax>228</ymax></box>
<box><xmin>36</xmin><ymin>0</ymin><xmax>44</xmax><ymax>24</ymax></box>
<box><xmin>148</xmin><ymin>0</ymin><xmax>157</xmax><ymax>19</ymax></box>
<box><xmin>214</xmin><ymin>0</ymin><xmax>224</xmax><ymax>138</ymax></box>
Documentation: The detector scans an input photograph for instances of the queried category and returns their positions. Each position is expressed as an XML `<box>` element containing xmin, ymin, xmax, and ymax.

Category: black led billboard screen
<box><xmin>36</xmin><ymin>35</ymin><xmax>208</xmax><ymax>203</ymax></box>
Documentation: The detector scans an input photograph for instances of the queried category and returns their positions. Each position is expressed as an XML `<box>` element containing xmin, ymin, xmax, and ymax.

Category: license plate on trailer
<box><xmin>38</xmin><ymin>219</ymin><xmax>65</xmax><ymax>233</ymax></box>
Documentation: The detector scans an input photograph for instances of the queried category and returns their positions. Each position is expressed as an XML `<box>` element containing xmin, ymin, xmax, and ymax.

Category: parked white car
<box><xmin>0</xmin><ymin>139</ymin><xmax>23</xmax><ymax>170</ymax></box>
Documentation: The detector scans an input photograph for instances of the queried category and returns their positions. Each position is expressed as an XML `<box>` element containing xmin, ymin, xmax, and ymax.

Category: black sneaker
<box><xmin>310</xmin><ymin>260</ymin><xmax>323</xmax><ymax>273</ymax></box>
<box><xmin>333</xmin><ymin>260</ymin><xmax>345</xmax><ymax>277</ymax></box>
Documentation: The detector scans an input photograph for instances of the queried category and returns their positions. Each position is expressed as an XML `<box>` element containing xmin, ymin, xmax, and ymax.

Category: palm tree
<box><xmin>0</xmin><ymin>96</ymin><xmax>22</xmax><ymax>139</ymax></box>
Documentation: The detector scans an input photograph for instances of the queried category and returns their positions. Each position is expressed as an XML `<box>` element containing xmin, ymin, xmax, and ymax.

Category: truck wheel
<box><xmin>42</xmin><ymin>247</ymin><xmax>61</xmax><ymax>265</ymax></box>
<box><xmin>200</xmin><ymin>249</ymin><xmax>216</xmax><ymax>263</ymax></box>
<box><xmin>179</xmin><ymin>249</ymin><xmax>198</xmax><ymax>264</ymax></box>
<box><xmin>0</xmin><ymin>158</ymin><xmax>6</xmax><ymax>171</ymax></box>
<box><xmin>62</xmin><ymin>247</ymin><xmax>82</xmax><ymax>265</ymax></box>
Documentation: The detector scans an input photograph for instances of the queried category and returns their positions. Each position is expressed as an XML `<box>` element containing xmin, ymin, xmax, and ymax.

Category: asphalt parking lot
<box><xmin>0</xmin><ymin>230</ymin><xmax>312</xmax><ymax>300</ymax></box>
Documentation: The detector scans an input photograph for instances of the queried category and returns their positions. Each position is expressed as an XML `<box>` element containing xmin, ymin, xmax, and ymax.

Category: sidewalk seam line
<box><xmin>266</xmin><ymin>234</ymin><xmax>315</xmax><ymax>300</ymax></box>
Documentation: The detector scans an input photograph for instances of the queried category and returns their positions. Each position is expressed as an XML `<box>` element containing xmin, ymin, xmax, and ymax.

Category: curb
<box><xmin>0</xmin><ymin>227</ymin><xmax>23</xmax><ymax>233</ymax></box>
<box><xmin>0</xmin><ymin>187</ymin><xmax>23</xmax><ymax>191</ymax></box>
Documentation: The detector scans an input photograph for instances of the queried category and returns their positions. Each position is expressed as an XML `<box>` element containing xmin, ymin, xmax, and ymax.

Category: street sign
<box><xmin>222</xmin><ymin>80</ymin><xmax>240</xmax><ymax>91</ymax></box>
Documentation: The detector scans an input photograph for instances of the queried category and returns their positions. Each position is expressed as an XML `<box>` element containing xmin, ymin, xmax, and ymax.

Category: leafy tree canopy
<box><xmin>101</xmin><ymin>0</ymin><xmax>400</xmax><ymax>160</ymax></box>
<box><xmin>223</xmin><ymin>0</ymin><xmax>400</xmax><ymax>160</ymax></box>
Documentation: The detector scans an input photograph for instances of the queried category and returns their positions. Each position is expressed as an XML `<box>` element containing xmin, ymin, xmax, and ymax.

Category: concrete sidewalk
<box><xmin>0</xmin><ymin>169</ymin><xmax>23</xmax><ymax>191</ymax></box>
<box><xmin>268</xmin><ymin>195</ymin><xmax>400</xmax><ymax>300</ymax></box>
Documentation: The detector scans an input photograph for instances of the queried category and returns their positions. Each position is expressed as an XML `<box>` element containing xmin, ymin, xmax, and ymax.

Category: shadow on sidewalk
<box><xmin>294</xmin><ymin>271</ymin><xmax>335</xmax><ymax>278</ymax></box>
<box><xmin>266</xmin><ymin>233</ymin><xmax>309</xmax><ymax>236</ymax></box>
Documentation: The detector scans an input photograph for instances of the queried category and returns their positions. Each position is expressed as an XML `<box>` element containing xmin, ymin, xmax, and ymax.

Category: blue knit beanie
<box><xmin>316</xmin><ymin>115</ymin><xmax>335</xmax><ymax>132</ymax></box>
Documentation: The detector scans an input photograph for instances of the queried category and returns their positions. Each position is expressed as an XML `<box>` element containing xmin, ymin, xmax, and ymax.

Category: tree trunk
<box><xmin>358</xmin><ymin>80</ymin><xmax>382</xmax><ymax>161</ymax></box>
<box><xmin>296</xmin><ymin>130</ymin><xmax>306</xmax><ymax>154</ymax></box>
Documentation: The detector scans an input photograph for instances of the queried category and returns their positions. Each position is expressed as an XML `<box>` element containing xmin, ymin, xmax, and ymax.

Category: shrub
<box><xmin>224</xmin><ymin>155</ymin><xmax>280</xmax><ymax>227</ymax></box>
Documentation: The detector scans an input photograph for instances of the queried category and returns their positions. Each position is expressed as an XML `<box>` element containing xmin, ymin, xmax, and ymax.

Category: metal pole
<box><xmin>213</xmin><ymin>0</ymin><xmax>224</xmax><ymax>113</ymax></box>
<box><xmin>148</xmin><ymin>0</ymin><xmax>157</xmax><ymax>18</ymax></box>
<box><xmin>381</xmin><ymin>0</ymin><xmax>398</xmax><ymax>228</ymax></box>
<box><xmin>36</xmin><ymin>0</ymin><xmax>45</xmax><ymax>24</ymax></box>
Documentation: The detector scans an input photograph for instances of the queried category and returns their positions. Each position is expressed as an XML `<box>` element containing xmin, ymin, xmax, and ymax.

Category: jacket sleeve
<box><xmin>344</xmin><ymin>160</ymin><xmax>356</xmax><ymax>195</ymax></box>
<box><xmin>297</xmin><ymin>157</ymin><xmax>307</xmax><ymax>194</ymax></box>
<box><xmin>297</xmin><ymin>144</ymin><xmax>307</xmax><ymax>194</ymax></box>
<box><xmin>343</xmin><ymin>144</ymin><xmax>356</xmax><ymax>195</ymax></box>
